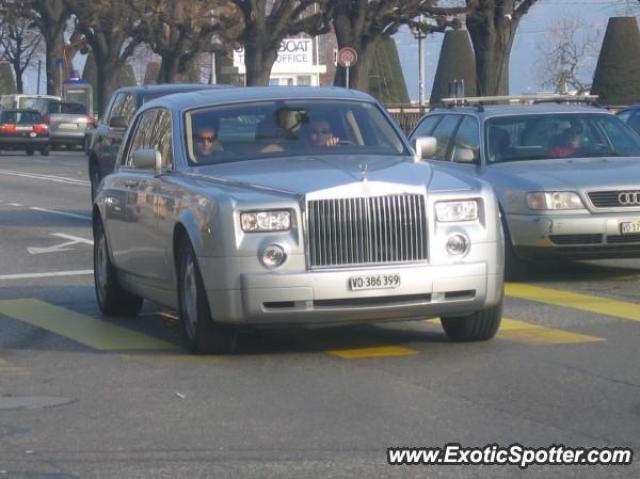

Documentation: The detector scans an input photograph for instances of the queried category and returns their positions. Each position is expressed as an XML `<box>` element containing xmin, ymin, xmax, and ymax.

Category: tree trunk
<box><xmin>467</xmin><ymin>13</ymin><xmax>518</xmax><ymax>96</ymax></box>
<box><xmin>333</xmin><ymin>14</ymin><xmax>377</xmax><ymax>92</ymax></box>
<box><xmin>12</xmin><ymin>59</ymin><xmax>24</xmax><ymax>94</ymax></box>
<box><xmin>44</xmin><ymin>29</ymin><xmax>65</xmax><ymax>96</ymax></box>
<box><xmin>244</xmin><ymin>43</ymin><xmax>278</xmax><ymax>86</ymax></box>
<box><xmin>158</xmin><ymin>54</ymin><xmax>182</xmax><ymax>83</ymax></box>
<box><xmin>94</xmin><ymin>50</ymin><xmax>123</xmax><ymax>114</ymax></box>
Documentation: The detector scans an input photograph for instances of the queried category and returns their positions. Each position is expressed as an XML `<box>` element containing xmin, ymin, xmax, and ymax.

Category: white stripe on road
<box><xmin>8</xmin><ymin>202</ymin><xmax>23</xmax><ymax>207</ymax></box>
<box><xmin>30</xmin><ymin>207</ymin><xmax>91</xmax><ymax>221</ymax></box>
<box><xmin>0</xmin><ymin>169</ymin><xmax>90</xmax><ymax>186</ymax></box>
<box><xmin>52</xmin><ymin>233</ymin><xmax>93</xmax><ymax>245</ymax></box>
<box><xmin>0</xmin><ymin>270</ymin><xmax>93</xmax><ymax>281</ymax></box>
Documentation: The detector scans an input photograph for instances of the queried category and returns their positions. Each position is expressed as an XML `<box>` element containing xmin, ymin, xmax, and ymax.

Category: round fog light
<box><xmin>446</xmin><ymin>234</ymin><xmax>469</xmax><ymax>256</ymax></box>
<box><xmin>261</xmin><ymin>244</ymin><xmax>287</xmax><ymax>268</ymax></box>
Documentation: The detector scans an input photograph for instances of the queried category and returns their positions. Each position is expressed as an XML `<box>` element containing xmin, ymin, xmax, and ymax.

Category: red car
<box><xmin>0</xmin><ymin>109</ymin><xmax>50</xmax><ymax>156</ymax></box>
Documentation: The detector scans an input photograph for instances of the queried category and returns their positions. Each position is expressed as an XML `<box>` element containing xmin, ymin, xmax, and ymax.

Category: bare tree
<box><xmin>331</xmin><ymin>1</ymin><xmax>465</xmax><ymax>92</ymax></box>
<box><xmin>0</xmin><ymin>2</ymin><xmax>43</xmax><ymax>93</ymax></box>
<box><xmin>535</xmin><ymin>17</ymin><xmax>601</xmax><ymax>95</ymax></box>
<box><xmin>466</xmin><ymin>0</ymin><xmax>540</xmax><ymax>96</ymax></box>
<box><xmin>129</xmin><ymin>0</ymin><xmax>243</xmax><ymax>84</ymax></box>
<box><xmin>67</xmin><ymin>0</ymin><xmax>144</xmax><ymax>111</ymax></box>
<box><xmin>230</xmin><ymin>0</ymin><xmax>333</xmax><ymax>86</ymax></box>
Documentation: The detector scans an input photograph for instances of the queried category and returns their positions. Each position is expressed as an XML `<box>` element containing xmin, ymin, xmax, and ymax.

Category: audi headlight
<box><xmin>526</xmin><ymin>192</ymin><xmax>584</xmax><ymax>210</ymax></box>
<box><xmin>435</xmin><ymin>200</ymin><xmax>479</xmax><ymax>222</ymax></box>
<box><xmin>241</xmin><ymin>210</ymin><xmax>291</xmax><ymax>232</ymax></box>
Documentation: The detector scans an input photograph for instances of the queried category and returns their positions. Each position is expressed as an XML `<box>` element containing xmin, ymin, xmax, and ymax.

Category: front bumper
<box><xmin>508</xmin><ymin>211</ymin><xmax>640</xmax><ymax>259</ymax></box>
<box><xmin>199</xmin><ymin>257</ymin><xmax>503</xmax><ymax>325</ymax></box>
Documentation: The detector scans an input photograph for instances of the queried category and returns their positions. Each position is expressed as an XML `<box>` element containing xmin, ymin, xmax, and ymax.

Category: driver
<box><xmin>548</xmin><ymin>126</ymin><xmax>583</xmax><ymax>158</ymax></box>
<box><xmin>192</xmin><ymin>122</ymin><xmax>223</xmax><ymax>163</ymax></box>
<box><xmin>307</xmin><ymin>118</ymin><xmax>340</xmax><ymax>147</ymax></box>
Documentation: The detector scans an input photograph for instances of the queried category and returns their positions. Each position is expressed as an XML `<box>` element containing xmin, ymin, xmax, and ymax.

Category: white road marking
<box><xmin>0</xmin><ymin>169</ymin><xmax>90</xmax><ymax>187</ymax></box>
<box><xmin>30</xmin><ymin>207</ymin><xmax>91</xmax><ymax>221</ymax></box>
<box><xmin>27</xmin><ymin>233</ymin><xmax>93</xmax><ymax>255</ymax></box>
<box><xmin>0</xmin><ymin>270</ymin><xmax>93</xmax><ymax>281</ymax></box>
<box><xmin>8</xmin><ymin>203</ymin><xmax>23</xmax><ymax>207</ymax></box>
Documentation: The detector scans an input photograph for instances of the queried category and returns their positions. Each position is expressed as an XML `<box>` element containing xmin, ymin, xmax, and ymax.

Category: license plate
<box><xmin>60</xmin><ymin>123</ymin><xmax>78</xmax><ymax>129</ymax></box>
<box><xmin>349</xmin><ymin>274</ymin><xmax>401</xmax><ymax>291</ymax></box>
<box><xmin>621</xmin><ymin>221</ymin><xmax>640</xmax><ymax>234</ymax></box>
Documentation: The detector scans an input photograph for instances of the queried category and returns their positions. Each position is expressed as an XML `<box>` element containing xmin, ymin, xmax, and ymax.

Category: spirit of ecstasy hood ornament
<box><xmin>359</xmin><ymin>162</ymin><xmax>368</xmax><ymax>182</ymax></box>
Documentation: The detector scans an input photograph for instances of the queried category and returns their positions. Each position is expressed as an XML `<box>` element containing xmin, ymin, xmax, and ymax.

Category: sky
<box><xmin>21</xmin><ymin>0</ymin><xmax>638</xmax><ymax>100</ymax></box>
<box><xmin>396</xmin><ymin>0</ymin><xmax>638</xmax><ymax>102</ymax></box>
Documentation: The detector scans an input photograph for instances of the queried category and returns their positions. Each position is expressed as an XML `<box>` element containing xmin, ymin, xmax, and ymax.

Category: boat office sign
<box><xmin>233</xmin><ymin>38</ymin><xmax>314</xmax><ymax>73</ymax></box>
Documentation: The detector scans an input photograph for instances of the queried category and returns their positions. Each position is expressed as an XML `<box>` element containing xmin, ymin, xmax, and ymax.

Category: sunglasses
<box><xmin>194</xmin><ymin>135</ymin><xmax>216</xmax><ymax>144</ymax></box>
<box><xmin>311</xmin><ymin>128</ymin><xmax>331</xmax><ymax>135</ymax></box>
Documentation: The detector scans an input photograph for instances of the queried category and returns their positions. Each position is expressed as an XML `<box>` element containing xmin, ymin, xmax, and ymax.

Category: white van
<box><xmin>0</xmin><ymin>94</ymin><xmax>62</xmax><ymax>114</ymax></box>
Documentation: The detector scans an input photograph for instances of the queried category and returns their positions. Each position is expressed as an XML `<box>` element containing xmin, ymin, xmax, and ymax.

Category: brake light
<box><xmin>33</xmin><ymin>124</ymin><xmax>49</xmax><ymax>134</ymax></box>
<box><xmin>0</xmin><ymin>124</ymin><xmax>16</xmax><ymax>133</ymax></box>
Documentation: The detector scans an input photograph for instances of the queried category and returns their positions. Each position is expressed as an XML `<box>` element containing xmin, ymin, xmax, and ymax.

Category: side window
<box><xmin>125</xmin><ymin>110</ymin><xmax>158</xmax><ymax>167</ymax></box>
<box><xmin>151</xmin><ymin>109</ymin><xmax>173</xmax><ymax>170</ymax></box>
<box><xmin>450</xmin><ymin>116</ymin><xmax>480</xmax><ymax>163</ymax></box>
<box><xmin>431</xmin><ymin>115</ymin><xmax>461</xmax><ymax>161</ymax></box>
<box><xmin>412</xmin><ymin>115</ymin><xmax>442</xmax><ymax>140</ymax></box>
<box><xmin>106</xmin><ymin>93</ymin><xmax>126</xmax><ymax>123</ymax></box>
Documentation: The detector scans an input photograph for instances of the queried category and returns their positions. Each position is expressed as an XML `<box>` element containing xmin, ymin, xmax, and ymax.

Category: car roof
<box><xmin>113</xmin><ymin>83</ymin><xmax>229</xmax><ymax>97</ymax></box>
<box><xmin>429</xmin><ymin>103</ymin><xmax>608</xmax><ymax>118</ymax></box>
<box><xmin>143</xmin><ymin>86</ymin><xmax>376</xmax><ymax>111</ymax></box>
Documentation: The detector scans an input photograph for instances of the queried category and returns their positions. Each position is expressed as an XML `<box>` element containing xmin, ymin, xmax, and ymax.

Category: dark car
<box><xmin>0</xmin><ymin>109</ymin><xmax>50</xmax><ymax>156</ymax></box>
<box><xmin>87</xmin><ymin>83</ymin><xmax>230</xmax><ymax>200</ymax></box>
<box><xmin>45</xmin><ymin>101</ymin><xmax>94</xmax><ymax>150</ymax></box>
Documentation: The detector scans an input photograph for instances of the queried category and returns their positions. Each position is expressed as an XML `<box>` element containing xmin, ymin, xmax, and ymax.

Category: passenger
<box><xmin>307</xmin><ymin>118</ymin><xmax>340</xmax><ymax>147</ymax></box>
<box><xmin>548</xmin><ymin>127</ymin><xmax>582</xmax><ymax>158</ymax></box>
<box><xmin>192</xmin><ymin>123</ymin><xmax>223</xmax><ymax>162</ymax></box>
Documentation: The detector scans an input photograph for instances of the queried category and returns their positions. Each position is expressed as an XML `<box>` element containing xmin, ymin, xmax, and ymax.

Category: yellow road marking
<box><xmin>498</xmin><ymin>318</ymin><xmax>603</xmax><ymax>345</ymax></box>
<box><xmin>506</xmin><ymin>283</ymin><xmax>640</xmax><ymax>323</ymax></box>
<box><xmin>0</xmin><ymin>299</ymin><xmax>179</xmax><ymax>352</ymax></box>
<box><xmin>328</xmin><ymin>345</ymin><xmax>419</xmax><ymax>360</ymax></box>
<box><xmin>0</xmin><ymin>357</ymin><xmax>29</xmax><ymax>375</ymax></box>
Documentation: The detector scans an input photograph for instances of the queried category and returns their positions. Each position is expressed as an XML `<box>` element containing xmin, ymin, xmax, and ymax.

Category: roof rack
<box><xmin>439</xmin><ymin>94</ymin><xmax>600</xmax><ymax>111</ymax></box>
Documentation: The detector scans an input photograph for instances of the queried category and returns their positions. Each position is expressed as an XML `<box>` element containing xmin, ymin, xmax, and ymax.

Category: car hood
<box><xmin>487</xmin><ymin>157</ymin><xmax>640</xmax><ymax>190</ymax></box>
<box><xmin>185</xmin><ymin>155</ymin><xmax>474</xmax><ymax>197</ymax></box>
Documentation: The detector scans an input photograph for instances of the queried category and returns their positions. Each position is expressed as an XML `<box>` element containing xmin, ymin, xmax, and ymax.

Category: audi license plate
<box><xmin>621</xmin><ymin>221</ymin><xmax>640</xmax><ymax>234</ymax></box>
<box><xmin>349</xmin><ymin>274</ymin><xmax>401</xmax><ymax>291</ymax></box>
<box><xmin>60</xmin><ymin>123</ymin><xmax>78</xmax><ymax>129</ymax></box>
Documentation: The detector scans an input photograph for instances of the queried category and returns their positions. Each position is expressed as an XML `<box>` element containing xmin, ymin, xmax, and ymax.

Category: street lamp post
<box><xmin>413</xmin><ymin>15</ymin><xmax>427</xmax><ymax>107</ymax></box>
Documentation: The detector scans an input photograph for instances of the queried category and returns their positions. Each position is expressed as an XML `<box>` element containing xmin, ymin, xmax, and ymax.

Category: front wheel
<box><xmin>178</xmin><ymin>239</ymin><xmax>236</xmax><ymax>354</ymax></box>
<box><xmin>94</xmin><ymin>219</ymin><xmax>143</xmax><ymax>316</ymax></box>
<box><xmin>441</xmin><ymin>298</ymin><xmax>503</xmax><ymax>342</ymax></box>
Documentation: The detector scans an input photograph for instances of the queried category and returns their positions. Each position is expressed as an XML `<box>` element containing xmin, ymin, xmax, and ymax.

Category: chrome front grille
<box><xmin>307</xmin><ymin>194</ymin><xmax>427</xmax><ymax>268</ymax></box>
<box><xmin>588</xmin><ymin>190</ymin><xmax>640</xmax><ymax>208</ymax></box>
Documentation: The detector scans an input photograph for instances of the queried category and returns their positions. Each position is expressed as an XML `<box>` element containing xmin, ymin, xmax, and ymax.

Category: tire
<box><xmin>26</xmin><ymin>148</ymin><xmax>34</xmax><ymax>156</ymax></box>
<box><xmin>41</xmin><ymin>147</ymin><xmax>50</xmax><ymax>156</ymax></box>
<box><xmin>177</xmin><ymin>238</ymin><xmax>236</xmax><ymax>354</ymax></box>
<box><xmin>441</xmin><ymin>296</ymin><xmax>503</xmax><ymax>342</ymax></box>
<box><xmin>502</xmin><ymin>216</ymin><xmax>529</xmax><ymax>281</ymax></box>
<box><xmin>93</xmin><ymin>218</ymin><xmax>144</xmax><ymax>316</ymax></box>
<box><xmin>90</xmin><ymin>160</ymin><xmax>100</xmax><ymax>202</ymax></box>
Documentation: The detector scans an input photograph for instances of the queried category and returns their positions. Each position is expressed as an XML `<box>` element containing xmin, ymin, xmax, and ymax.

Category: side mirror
<box><xmin>414</xmin><ymin>136</ymin><xmax>437</xmax><ymax>161</ymax></box>
<box><xmin>132</xmin><ymin>148</ymin><xmax>162</xmax><ymax>175</ymax></box>
<box><xmin>452</xmin><ymin>146</ymin><xmax>477</xmax><ymax>163</ymax></box>
<box><xmin>109</xmin><ymin>115</ymin><xmax>128</xmax><ymax>129</ymax></box>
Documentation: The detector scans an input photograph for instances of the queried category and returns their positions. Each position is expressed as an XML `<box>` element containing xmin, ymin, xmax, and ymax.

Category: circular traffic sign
<box><xmin>337</xmin><ymin>47</ymin><xmax>358</xmax><ymax>67</ymax></box>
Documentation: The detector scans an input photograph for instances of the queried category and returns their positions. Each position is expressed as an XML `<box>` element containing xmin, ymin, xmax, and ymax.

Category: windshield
<box><xmin>48</xmin><ymin>102</ymin><xmax>87</xmax><ymax>114</ymax></box>
<box><xmin>185</xmin><ymin>99</ymin><xmax>408</xmax><ymax>165</ymax></box>
<box><xmin>486</xmin><ymin>113</ymin><xmax>640</xmax><ymax>163</ymax></box>
<box><xmin>1</xmin><ymin>110</ymin><xmax>43</xmax><ymax>124</ymax></box>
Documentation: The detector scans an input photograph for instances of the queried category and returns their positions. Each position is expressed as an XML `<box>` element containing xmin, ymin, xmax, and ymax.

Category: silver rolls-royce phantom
<box><xmin>92</xmin><ymin>87</ymin><xmax>504</xmax><ymax>353</ymax></box>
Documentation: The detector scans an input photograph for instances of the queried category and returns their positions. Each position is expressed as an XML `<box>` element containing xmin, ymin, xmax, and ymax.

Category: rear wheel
<box><xmin>441</xmin><ymin>297</ymin><xmax>503</xmax><ymax>342</ymax></box>
<box><xmin>178</xmin><ymin>239</ymin><xmax>236</xmax><ymax>354</ymax></box>
<box><xmin>94</xmin><ymin>218</ymin><xmax>143</xmax><ymax>316</ymax></box>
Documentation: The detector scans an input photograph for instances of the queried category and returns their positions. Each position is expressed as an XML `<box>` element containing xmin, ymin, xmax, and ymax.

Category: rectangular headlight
<box><xmin>241</xmin><ymin>210</ymin><xmax>291</xmax><ymax>232</ymax></box>
<box><xmin>435</xmin><ymin>200</ymin><xmax>478</xmax><ymax>222</ymax></box>
<box><xmin>526</xmin><ymin>192</ymin><xmax>584</xmax><ymax>210</ymax></box>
